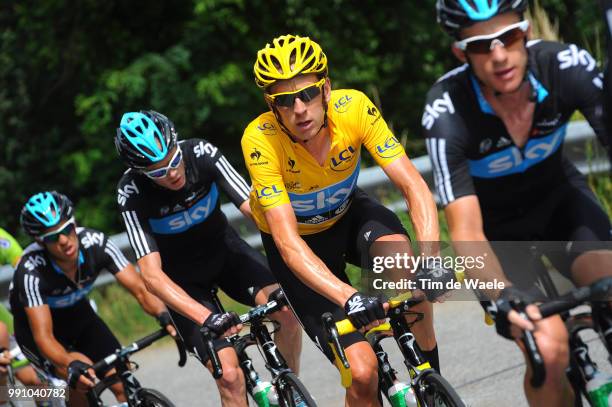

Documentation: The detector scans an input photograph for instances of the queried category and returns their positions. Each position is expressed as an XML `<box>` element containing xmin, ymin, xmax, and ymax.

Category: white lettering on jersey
<box><xmin>557</xmin><ymin>44</ymin><xmax>596</xmax><ymax>72</ymax></box>
<box><xmin>194</xmin><ymin>141</ymin><xmax>218</xmax><ymax>158</ymax></box>
<box><xmin>117</xmin><ymin>180</ymin><xmax>139</xmax><ymax>206</ymax></box>
<box><xmin>422</xmin><ymin>92</ymin><xmax>455</xmax><ymax>130</ymax></box>
<box><xmin>81</xmin><ymin>232</ymin><xmax>104</xmax><ymax>249</ymax></box>
<box><xmin>24</xmin><ymin>255</ymin><xmax>46</xmax><ymax>271</ymax></box>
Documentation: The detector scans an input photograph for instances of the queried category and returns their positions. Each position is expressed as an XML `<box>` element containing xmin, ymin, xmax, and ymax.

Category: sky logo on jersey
<box><xmin>334</xmin><ymin>95</ymin><xmax>353</xmax><ymax>113</ymax></box>
<box><xmin>422</xmin><ymin>91</ymin><xmax>455</xmax><ymax>130</ymax></box>
<box><xmin>468</xmin><ymin>125</ymin><xmax>566</xmax><ymax>178</ymax></box>
<box><xmin>47</xmin><ymin>283</ymin><xmax>94</xmax><ymax>308</ymax></box>
<box><xmin>557</xmin><ymin>44</ymin><xmax>596</xmax><ymax>72</ymax></box>
<box><xmin>376</xmin><ymin>136</ymin><xmax>402</xmax><ymax>159</ymax></box>
<box><xmin>149</xmin><ymin>184</ymin><xmax>219</xmax><ymax>234</ymax></box>
<box><xmin>330</xmin><ymin>146</ymin><xmax>357</xmax><ymax>171</ymax></box>
<box><xmin>256</xmin><ymin>185</ymin><xmax>284</xmax><ymax>208</ymax></box>
<box><xmin>289</xmin><ymin>165</ymin><xmax>359</xmax><ymax>219</ymax></box>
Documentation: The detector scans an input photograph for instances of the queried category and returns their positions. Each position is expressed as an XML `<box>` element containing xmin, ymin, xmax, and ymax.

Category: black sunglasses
<box><xmin>266</xmin><ymin>78</ymin><xmax>326</xmax><ymax>108</ymax></box>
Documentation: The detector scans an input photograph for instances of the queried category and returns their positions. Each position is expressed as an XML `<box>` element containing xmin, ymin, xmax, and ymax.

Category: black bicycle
<box><xmin>515</xmin><ymin>276</ymin><xmax>612</xmax><ymax>407</ymax></box>
<box><xmin>202</xmin><ymin>287</ymin><xmax>317</xmax><ymax>407</ymax></box>
<box><xmin>322</xmin><ymin>293</ymin><xmax>465</xmax><ymax>407</ymax></box>
<box><xmin>84</xmin><ymin>328</ymin><xmax>186</xmax><ymax>407</ymax></box>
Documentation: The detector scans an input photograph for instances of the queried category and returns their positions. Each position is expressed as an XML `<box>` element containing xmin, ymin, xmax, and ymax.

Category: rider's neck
<box><xmin>298</xmin><ymin>126</ymin><xmax>331</xmax><ymax>166</ymax></box>
<box><xmin>482</xmin><ymin>80</ymin><xmax>532</xmax><ymax>112</ymax></box>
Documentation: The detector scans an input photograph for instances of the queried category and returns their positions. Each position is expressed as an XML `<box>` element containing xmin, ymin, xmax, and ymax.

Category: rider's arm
<box><xmin>264</xmin><ymin>204</ymin><xmax>356</xmax><ymax>306</ymax></box>
<box><xmin>25</xmin><ymin>306</ymin><xmax>74</xmax><ymax>371</ymax></box>
<box><xmin>382</xmin><ymin>156</ymin><xmax>440</xmax><ymax>249</ymax></box>
<box><xmin>114</xmin><ymin>263</ymin><xmax>169</xmax><ymax>318</ymax></box>
<box><xmin>445</xmin><ymin>195</ymin><xmax>510</xmax><ymax>299</ymax></box>
<box><xmin>137</xmin><ymin>253</ymin><xmax>211</xmax><ymax>324</ymax></box>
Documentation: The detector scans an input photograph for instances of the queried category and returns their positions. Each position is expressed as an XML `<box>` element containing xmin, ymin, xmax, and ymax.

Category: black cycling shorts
<box><xmin>484</xmin><ymin>177</ymin><xmax>611</xmax><ymax>286</ymax></box>
<box><xmin>165</xmin><ymin>227</ymin><xmax>277</xmax><ymax>364</ymax></box>
<box><xmin>13</xmin><ymin>299</ymin><xmax>121</xmax><ymax>375</ymax></box>
<box><xmin>261</xmin><ymin>188</ymin><xmax>408</xmax><ymax>362</ymax></box>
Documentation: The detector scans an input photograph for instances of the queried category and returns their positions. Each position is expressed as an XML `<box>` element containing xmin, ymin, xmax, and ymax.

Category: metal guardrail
<box><xmin>0</xmin><ymin>121</ymin><xmax>608</xmax><ymax>298</ymax></box>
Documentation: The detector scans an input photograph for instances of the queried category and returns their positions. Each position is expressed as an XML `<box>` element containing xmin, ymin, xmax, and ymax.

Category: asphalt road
<box><xmin>123</xmin><ymin>298</ymin><xmax>610</xmax><ymax>407</ymax></box>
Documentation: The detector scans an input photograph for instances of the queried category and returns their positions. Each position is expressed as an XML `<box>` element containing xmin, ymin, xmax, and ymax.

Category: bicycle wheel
<box><xmin>275</xmin><ymin>372</ymin><xmax>317</xmax><ymax>407</ymax></box>
<box><xmin>414</xmin><ymin>370</ymin><xmax>465</xmax><ymax>407</ymax></box>
<box><xmin>137</xmin><ymin>388</ymin><xmax>175</xmax><ymax>407</ymax></box>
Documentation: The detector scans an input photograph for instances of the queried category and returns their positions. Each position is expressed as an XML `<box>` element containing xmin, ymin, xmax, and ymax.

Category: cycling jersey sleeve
<box><xmin>101</xmin><ymin>236</ymin><xmax>130</xmax><ymax>275</ymax></box>
<box><xmin>15</xmin><ymin>256</ymin><xmax>48</xmax><ymax>308</ymax></box>
<box><xmin>117</xmin><ymin>176</ymin><xmax>159</xmax><ymax>259</ymax></box>
<box><xmin>352</xmin><ymin>91</ymin><xmax>406</xmax><ymax>166</ymax></box>
<box><xmin>0</xmin><ymin>228</ymin><xmax>23</xmax><ymax>267</ymax></box>
<box><xmin>421</xmin><ymin>86</ymin><xmax>475</xmax><ymax>206</ymax></box>
<box><xmin>556</xmin><ymin>44</ymin><xmax>611</xmax><ymax>160</ymax></box>
<box><xmin>241</xmin><ymin>127</ymin><xmax>290</xmax><ymax>212</ymax></box>
<box><xmin>193</xmin><ymin>139</ymin><xmax>251</xmax><ymax>207</ymax></box>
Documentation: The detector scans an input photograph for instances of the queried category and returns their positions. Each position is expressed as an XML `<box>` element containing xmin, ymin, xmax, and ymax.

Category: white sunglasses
<box><xmin>455</xmin><ymin>20</ymin><xmax>530</xmax><ymax>54</ymax></box>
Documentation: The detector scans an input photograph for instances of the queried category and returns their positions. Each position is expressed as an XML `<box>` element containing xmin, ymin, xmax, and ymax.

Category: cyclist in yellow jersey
<box><xmin>242</xmin><ymin>35</ymin><xmax>443</xmax><ymax>406</ymax></box>
<box><xmin>0</xmin><ymin>228</ymin><xmax>42</xmax><ymax>402</ymax></box>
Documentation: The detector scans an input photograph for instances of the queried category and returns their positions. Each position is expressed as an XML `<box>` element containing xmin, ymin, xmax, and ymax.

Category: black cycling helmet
<box><xmin>20</xmin><ymin>191</ymin><xmax>74</xmax><ymax>237</ymax></box>
<box><xmin>115</xmin><ymin>110</ymin><xmax>178</xmax><ymax>169</ymax></box>
<box><xmin>437</xmin><ymin>0</ymin><xmax>529</xmax><ymax>37</ymax></box>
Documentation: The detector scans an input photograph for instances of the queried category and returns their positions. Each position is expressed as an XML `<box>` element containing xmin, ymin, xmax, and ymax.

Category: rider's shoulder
<box><xmin>76</xmin><ymin>226</ymin><xmax>108</xmax><ymax>250</ymax></box>
<box><xmin>184</xmin><ymin>138</ymin><xmax>222</xmax><ymax>161</ymax></box>
<box><xmin>528</xmin><ymin>39</ymin><xmax>595</xmax><ymax>72</ymax></box>
<box><xmin>117</xmin><ymin>169</ymin><xmax>145</xmax><ymax>208</ymax></box>
<box><xmin>15</xmin><ymin>243</ymin><xmax>47</xmax><ymax>275</ymax></box>
<box><xmin>242</xmin><ymin>111</ymin><xmax>281</xmax><ymax>144</ymax></box>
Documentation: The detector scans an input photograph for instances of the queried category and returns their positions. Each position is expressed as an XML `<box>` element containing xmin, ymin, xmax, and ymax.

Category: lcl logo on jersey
<box><xmin>117</xmin><ymin>180</ymin><xmax>139</xmax><ymax>206</ymax></box>
<box><xmin>257</xmin><ymin>122</ymin><xmax>277</xmax><ymax>136</ymax></box>
<box><xmin>149</xmin><ymin>184</ymin><xmax>219</xmax><ymax>234</ymax></box>
<box><xmin>376</xmin><ymin>136</ymin><xmax>402</xmax><ymax>159</ymax></box>
<box><xmin>194</xmin><ymin>141</ymin><xmax>218</xmax><ymax>158</ymax></box>
<box><xmin>422</xmin><ymin>92</ymin><xmax>455</xmax><ymax>130</ymax></box>
<box><xmin>256</xmin><ymin>185</ymin><xmax>284</xmax><ymax>208</ymax></box>
<box><xmin>557</xmin><ymin>44</ymin><xmax>596</xmax><ymax>72</ymax></box>
<box><xmin>81</xmin><ymin>232</ymin><xmax>103</xmax><ymax>249</ymax></box>
<box><xmin>469</xmin><ymin>126</ymin><xmax>566</xmax><ymax>178</ymax></box>
<box><xmin>331</xmin><ymin>146</ymin><xmax>356</xmax><ymax>171</ymax></box>
<box><xmin>334</xmin><ymin>95</ymin><xmax>353</xmax><ymax>113</ymax></box>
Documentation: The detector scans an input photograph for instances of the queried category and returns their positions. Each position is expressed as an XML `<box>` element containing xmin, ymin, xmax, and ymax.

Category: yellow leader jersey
<box><xmin>242</xmin><ymin>89</ymin><xmax>405</xmax><ymax>235</ymax></box>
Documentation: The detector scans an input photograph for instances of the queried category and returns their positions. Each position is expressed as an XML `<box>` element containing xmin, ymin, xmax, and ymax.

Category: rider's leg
<box><xmin>205</xmin><ymin>347</ymin><xmax>247</xmax><ymax>407</ymax></box>
<box><xmin>344</xmin><ymin>341</ymin><xmax>381</xmax><ymax>407</ymax></box>
<box><xmin>255</xmin><ymin>284</ymin><xmax>302</xmax><ymax>374</ymax></box>
<box><xmin>517</xmin><ymin>316</ymin><xmax>573</xmax><ymax>407</ymax></box>
<box><xmin>372</xmin><ymin>234</ymin><xmax>439</xmax><ymax>371</ymax></box>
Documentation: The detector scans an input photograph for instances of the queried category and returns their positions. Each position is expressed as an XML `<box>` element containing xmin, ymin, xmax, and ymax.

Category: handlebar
<box><xmin>201</xmin><ymin>293</ymin><xmax>288</xmax><ymax>379</ymax></box>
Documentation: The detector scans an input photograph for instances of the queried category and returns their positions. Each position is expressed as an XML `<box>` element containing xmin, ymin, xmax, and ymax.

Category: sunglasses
<box><xmin>39</xmin><ymin>218</ymin><xmax>76</xmax><ymax>243</ymax></box>
<box><xmin>455</xmin><ymin>20</ymin><xmax>529</xmax><ymax>54</ymax></box>
<box><xmin>266</xmin><ymin>78</ymin><xmax>326</xmax><ymax>108</ymax></box>
<box><xmin>143</xmin><ymin>147</ymin><xmax>183</xmax><ymax>179</ymax></box>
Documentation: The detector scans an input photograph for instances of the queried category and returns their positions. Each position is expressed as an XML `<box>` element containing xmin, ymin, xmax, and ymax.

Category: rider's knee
<box><xmin>271</xmin><ymin>308</ymin><xmax>300</xmax><ymax>333</ymax></box>
<box><xmin>216</xmin><ymin>363</ymin><xmax>244</xmax><ymax>391</ymax></box>
<box><xmin>349</xmin><ymin>357</ymin><xmax>379</xmax><ymax>393</ymax></box>
<box><xmin>536</xmin><ymin>327</ymin><xmax>569</xmax><ymax>372</ymax></box>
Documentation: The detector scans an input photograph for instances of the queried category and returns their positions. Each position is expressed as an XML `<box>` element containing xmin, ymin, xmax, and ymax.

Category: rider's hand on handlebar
<box><xmin>157</xmin><ymin>311</ymin><xmax>177</xmax><ymax>337</ymax></box>
<box><xmin>495</xmin><ymin>286</ymin><xmax>541</xmax><ymax>339</ymax></box>
<box><xmin>67</xmin><ymin>359</ymin><xmax>96</xmax><ymax>391</ymax></box>
<box><xmin>344</xmin><ymin>292</ymin><xmax>387</xmax><ymax>332</ymax></box>
<box><xmin>202</xmin><ymin>311</ymin><xmax>242</xmax><ymax>339</ymax></box>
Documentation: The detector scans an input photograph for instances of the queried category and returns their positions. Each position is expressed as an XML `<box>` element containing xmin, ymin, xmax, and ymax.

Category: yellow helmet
<box><xmin>254</xmin><ymin>34</ymin><xmax>328</xmax><ymax>89</ymax></box>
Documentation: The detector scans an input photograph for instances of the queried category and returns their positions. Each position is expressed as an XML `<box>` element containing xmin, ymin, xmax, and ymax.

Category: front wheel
<box><xmin>414</xmin><ymin>371</ymin><xmax>465</xmax><ymax>407</ymax></box>
<box><xmin>137</xmin><ymin>388</ymin><xmax>175</xmax><ymax>407</ymax></box>
<box><xmin>275</xmin><ymin>372</ymin><xmax>317</xmax><ymax>407</ymax></box>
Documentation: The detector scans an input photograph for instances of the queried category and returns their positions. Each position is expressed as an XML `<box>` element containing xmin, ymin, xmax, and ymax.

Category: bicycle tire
<box><xmin>414</xmin><ymin>370</ymin><xmax>465</xmax><ymax>407</ymax></box>
<box><xmin>137</xmin><ymin>388</ymin><xmax>175</xmax><ymax>407</ymax></box>
<box><xmin>275</xmin><ymin>371</ymin><xmax>317</xmax><ymax>407</ymax></box>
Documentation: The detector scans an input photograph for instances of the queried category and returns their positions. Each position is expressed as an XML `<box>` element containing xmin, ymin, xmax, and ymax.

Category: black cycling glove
<box><xmin>344</xmin><ymin>292</ymin><xmax>386</xmax><ymax>329</ymax></box>
<box><xmin>156</xmin><ymin>311</ymin><xmax>173</xmax><ymax>329</ymax></box>
<box><xmin>67</xmin><ymin>359</ymin><xmax>93</xmax><ymax>389</ymax></box>
<box><xmin>493</xmin><ymin>286</ymin><xmax>537</xmax><ymax>340</ymax></box>
<box><xmin>201</xmin><ymin>312</ymin><xmax>241</xmax><ymax>339</ymax></box>
<box><xmin>414</xmin><ymin>266</ymin><xmax>456</xmax><ymax>301</ymax></box>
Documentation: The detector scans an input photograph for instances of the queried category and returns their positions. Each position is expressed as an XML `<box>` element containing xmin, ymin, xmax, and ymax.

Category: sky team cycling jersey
<box><xmin>0</xmin><ymin>228</ymin><xmax>23</xmax><ymax>268</ymax></box>
<box><xmin>242</xmin><ymin>89</ymin><xmax>406</xmax><ymax>235</ymax></box>
<box><xmin>422</xmin><ymin>40</ymin><xmax>610</xmax><ymax>214</ymax></box>
<box><xmin>9</xmin><ymin>227</ymin><xmax>127</xmax><ymax>311</ymax></box>
<box><xmin>117</xmin><ymin>139</ymin><xmax>251</xmax><ymax>265</ymax></box>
